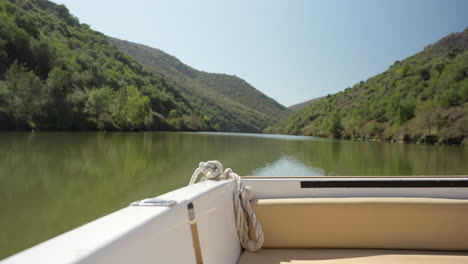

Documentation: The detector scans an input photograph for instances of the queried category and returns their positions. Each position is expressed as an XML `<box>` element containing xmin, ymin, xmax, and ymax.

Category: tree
<box><xmin>397</xmin><ymin>99</ymin><xmax>415</xmax><ymax>125</ymax></box>
<box><xmin>460</xmin><ymin>81</ymin><xmax>468</xmax><ymax>101</ymax></box>
<box><xmin>386</xmin><ymin>97</ymin><xmax>415</xmax><ymax>126</ymax></box>
<box><xmin>46</xmin><ymin>67</ymin><xmax>71</xmax><ymax>97</ymax></box>
<box><xmin>15</xmin><ymin>13</ymin><xmax>39</xmax><ymax>38</ymax></box>
<box><xmin>124</xmin><ymin>85</ymin><xmax>151</xmax><ymax>127</ymax></box>
<box><xmin>438</xmin><ymin>88</ymin><xmax>461</xmax><ymax>107</ymax></box>
<box><xmin>11</xmin><ymin>27</ymin><xmax>32</xmax><ymax>65</ymax></box>
<box><xmin>33</xmin><ymin>37</ymin><xmax>56</xmax><ymax>78</ymax></box>
<box><xmin>326</xmin><ymin>112</ymin><xmax>343</xmax><ymax>138</ymax></box>
<box><xmin>85</xmin><ymin>86</ymin><xmax>113</xmax><ymax>129</ymax></box>
<box><xmin>0</xmin><ymin>80</ymin><xmax>8</xmax><ymax>107</ymax></box>
<box><xmin>169</xmin><ymin>109</ymin><xmax>180</xmax><ymax>118</ymax></box>
<box><xmin>3</xmin><ymin>62</ymin><xmax>47</xmax><ymax>128</ymax></box>
<box><xmin>0</xmin><ymin>38</ymin><xmax>8</xmax><ymax>64</ymax></box>
<box><xmin>44</xmin><ymin>67</ymin><xmax>74</xmax><ymax>128</ymax></box>
<box><xmin>112</xmin><ymin>85</ymin><xmax>151</xmax><ymax>129</ymax></box>
<box><xmin>53</xmin><ymin>4</ymin><xmax>79</xmax><ymax>26</ymax></box>
<box><xmin>416</xmin><ymin>101</ymin><xmax>444</xmax><ymax>135</ymax></box>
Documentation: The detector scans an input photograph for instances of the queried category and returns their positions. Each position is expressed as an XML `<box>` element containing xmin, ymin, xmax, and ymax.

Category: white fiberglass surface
<box><xmin>243</xmin><ymin>178</ymin><xmax>468</xmax><ymax>200</ymax></box>
<box><xmin>2</xmin><ymin>180</ymin><xmax>241</xmax><ymax>264</ymax></box>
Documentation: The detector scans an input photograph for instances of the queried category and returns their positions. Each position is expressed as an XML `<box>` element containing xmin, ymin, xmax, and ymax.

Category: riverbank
<box><xmin>341</xmin><ymin>134</ymin><xmax>466</xmax><ymax>146</ymax></box>
<box><xmin>264</xmin><ymin>131</ymin><xmax>467</xmax><ymax>146</ymax></box>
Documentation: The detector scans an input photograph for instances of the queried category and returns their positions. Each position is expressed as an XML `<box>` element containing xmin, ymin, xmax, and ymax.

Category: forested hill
<box><xmin>0</xmin><ymin>0</ymin><xmax>283</xmax><ymax>132</ymax></box>
<box><xmin>266</xmin><ymin>29</ymin><xmax>468</xmax><ymax>145</ymax></box>
<box><xmin>108</xmin><ymin>37</ymin><xmax>288</xmax><ymax>132</ymax></box>
<box><xmin>288</xmin><ymin>97</ymin><xmax>323</xmax><ymax>112</ymax></box>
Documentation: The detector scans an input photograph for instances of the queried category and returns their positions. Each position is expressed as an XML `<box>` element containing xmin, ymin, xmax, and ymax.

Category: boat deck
<box><xmin>239</xmin><ymin>249</ymin><xmax>468</xmax><ymax>264</ymax></box>
<box><xmin>3</xmin><ymin>176</ymin><xmax>468</xmax><ymax>264</ymax></box>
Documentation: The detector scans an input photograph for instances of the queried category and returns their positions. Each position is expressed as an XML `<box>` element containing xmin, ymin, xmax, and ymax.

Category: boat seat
<box><xmin>251</xmin><ymin>197</ymin><xmax>468</xmax><ymax>250</ymax></box>
<box><xmin>238</xmin><ymin>248</ymin><xmax>468</xmax><ymax>264</ymax></box>
<box><xmin>238</xmin><ymin>197</ymin><xmax>468</xmax><ymax>263</ymax></box>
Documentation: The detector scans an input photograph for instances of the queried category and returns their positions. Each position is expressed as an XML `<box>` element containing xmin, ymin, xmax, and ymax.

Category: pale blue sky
<box><xmin>51</xmin><ymin>0</ymin><xmax>468</xmax><ymax>106</ymax></box>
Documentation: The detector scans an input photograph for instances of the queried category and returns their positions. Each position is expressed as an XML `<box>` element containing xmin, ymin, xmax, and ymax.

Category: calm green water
<box><xmin>0</xmin><ymin>131</ymin><xmax>467</xmax><ymax>259</ymax></box>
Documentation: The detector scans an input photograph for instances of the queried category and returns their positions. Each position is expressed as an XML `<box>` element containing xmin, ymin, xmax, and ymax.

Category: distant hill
<box><xmin>108</xmin><ymin>37</ymin><xmax>288</xmax><ymax>132</ymax></box>
<box><xmin>288</xmin><ymin>97</ymin><xmax>323</xmax><ymax>112</ymax></box>
<box><xmin>266</xmin><ymin>29</ymin><xmax>468</xmax><ymax>145</ymax></box>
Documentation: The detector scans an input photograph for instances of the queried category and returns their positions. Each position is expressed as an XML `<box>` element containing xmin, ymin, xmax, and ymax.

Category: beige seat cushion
<box><xmin>238</xmin><ymin>249</ymin><xmax>468</xmax><ymax>264</ymax></box>
<box><xmin>252</xmin><ymin>197</ymin><xmax>468</xmax><ymax>251</ymax></box>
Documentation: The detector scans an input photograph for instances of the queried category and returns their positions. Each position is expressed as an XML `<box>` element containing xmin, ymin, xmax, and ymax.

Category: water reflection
<box><xmin>252</xmin><ymin>155</ymin><xmax>324</xmax><ymax>176</ymax></box>
<box><xmin>0</xmin><ymin>131</ymin><xmax>466</xmax><ymax>259</ymax></box>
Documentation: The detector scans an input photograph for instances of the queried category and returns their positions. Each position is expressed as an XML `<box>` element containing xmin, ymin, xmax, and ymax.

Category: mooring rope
<box><xmin>189</xmin><ymin>161</ymin><xmax>264</xmax><ymax>252</ymax></box>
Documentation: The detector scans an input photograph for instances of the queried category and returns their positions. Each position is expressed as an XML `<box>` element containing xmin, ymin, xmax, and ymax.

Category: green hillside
<box><xmin>0</xmin><ymin>0</ymin><xmax>283</xmax><ymax>132</ymax></box>
<box><xmin>266</xmin><ymin>29</ymin><xmax>468</xmax><ymax>145</ymax></box>
<box><xmin>288</xmin><ymin>97</ymin><xmax>323</xmax><ymax>112</ymax></box>
<box><xmin>0</xmin><ymin>0</ymin><xmax>201</xmax><ymax>131</ymax></box>
<box><xmin>108</xmin><ymin>37</ymin><xmax>288</xmax><ymax>132</ymax></box>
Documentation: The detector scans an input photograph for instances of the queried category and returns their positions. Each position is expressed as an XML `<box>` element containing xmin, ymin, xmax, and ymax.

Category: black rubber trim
<box><xmin>300</xmin><ymin>180</ymin><xmax>468</xmax><ymax>188</ymax></box>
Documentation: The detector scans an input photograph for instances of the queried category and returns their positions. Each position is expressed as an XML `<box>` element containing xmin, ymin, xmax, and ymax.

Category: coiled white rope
<box><xmin>189</xmin><ymin>161</ymin><xmax>264</xmax><ymax>252</ymax></box>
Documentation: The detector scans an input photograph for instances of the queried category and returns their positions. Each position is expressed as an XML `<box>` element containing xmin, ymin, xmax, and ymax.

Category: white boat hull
<box><xmin>3</xmin><ymin>176</ymin><xmax>468</xmax><ymax>263</ymax></box>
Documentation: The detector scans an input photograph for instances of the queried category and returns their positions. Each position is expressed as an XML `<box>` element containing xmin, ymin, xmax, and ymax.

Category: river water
<box><xmin>0</xmin><ymin>131</ymin><xmax>467</xmax><ymax>259</ymax></box>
